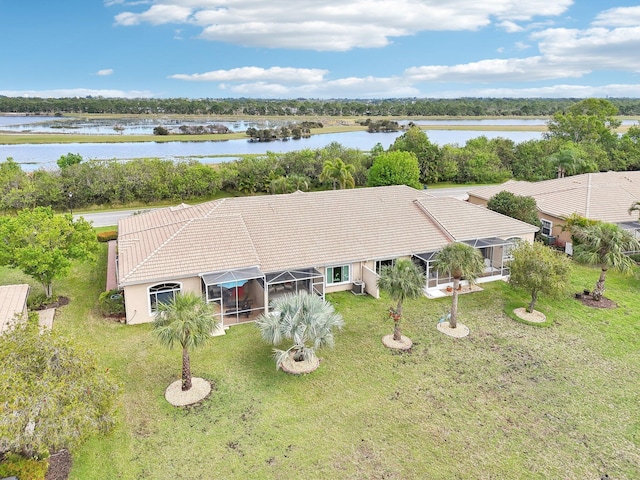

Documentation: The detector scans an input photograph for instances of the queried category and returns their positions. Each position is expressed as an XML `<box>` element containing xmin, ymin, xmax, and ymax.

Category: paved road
<box><xmin>75</xmin><ymin>208</ymin><xmax>155</xmax><ymax>228</ymax></box>
<box><xmin>424</xmin><ymin>187</ymin><xmax>470</xmax><ymax>200</ymax></box>
<box><xmin>77</xmin><ymin>186</ymin><xmax>472</xmax><ymax>227</ymax></box>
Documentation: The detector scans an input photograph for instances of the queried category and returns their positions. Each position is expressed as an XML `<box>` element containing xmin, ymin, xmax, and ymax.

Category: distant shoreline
<box><xmin>1</xmin><ymin>114</ymin><xmax>637</xmax><ymax>145</ymax></box>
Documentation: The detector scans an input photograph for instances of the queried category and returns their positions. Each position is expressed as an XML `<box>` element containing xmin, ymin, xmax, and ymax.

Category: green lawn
<box><xmin>2</xmin><ymin>248</ymin><xmax>639</xmax><ymax>479</ymax></box>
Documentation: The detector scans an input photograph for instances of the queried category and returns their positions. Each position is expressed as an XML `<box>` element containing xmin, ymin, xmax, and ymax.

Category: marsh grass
<box><xmin>2</xmin><ymin>253</ymin><xmax>638</xmax><ymax>479</ymax></box>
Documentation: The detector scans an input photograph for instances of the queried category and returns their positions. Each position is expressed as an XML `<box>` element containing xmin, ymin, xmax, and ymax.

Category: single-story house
<box><xmin>0</xmin><ymin>284</ymin><xmax>30</xmax><ymax>334</ymax></box>
<box><xmin>116</xmin><ymin>185</ymin><xmax>538</xmax><ymax>327</ymax></box>
<box><xmin>467</xmin><ymin>171</ymin><xmax>640</xmax><ymax>253</ymax></box>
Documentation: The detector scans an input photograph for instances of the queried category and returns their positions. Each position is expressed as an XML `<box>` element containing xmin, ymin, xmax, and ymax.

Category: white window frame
<box><xmin>502</xmin><ymin>237</ymin><xmax>521</xmax><ymax>261</ymax></box>
<box><xmin>375</xmin><ymin>259</ymin><xmax>395</xmax><ymax>274</ymax></box>
<box><xmin>540</xmin><ymin>219</ymin><xmax>552</xmax><ymax>237</ymax></box>
<box><xmin>326</xmin><ymin>265</ymin><xmax>350</xmax><ymax>285</ymax></box>
<box><xmin>148</xmin><ymin>282</ymin><xmax>182</xmax><ymax>314</ymax></box>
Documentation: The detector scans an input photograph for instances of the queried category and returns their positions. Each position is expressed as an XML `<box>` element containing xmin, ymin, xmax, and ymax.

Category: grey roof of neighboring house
<box><xmin>467</xmin><ymin>171</ymin><xmax>640</xmax><ymax>223</ymax></box>
<box><xmin>117</xmin><ymin>185</ymin><xmax>539</xmax><ymax>287</ymax></box>
<box><xmin>0</xmin><ymin>284</ymin><xmax>30</xmax><ymax>334</ymax></box>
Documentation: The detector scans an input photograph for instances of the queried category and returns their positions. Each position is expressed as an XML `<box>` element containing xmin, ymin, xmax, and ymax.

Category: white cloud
<box><xmin>115</xmin><ymin>4</ymin><xmax>192</xmax><ymax>26</ymax></box>
<box><xmin>430</xmin><ymin>83</ymin><xmax>640</xmax><ymax>99</ymax></box>
<box><xmin>224</xmin><ymin>76</ymin><xmax>419</xmax><ymax>98</ymax></box>
<box><xmin>0</xmin><ymin>88</ymin><xmax>155</xmax><ymax>99</ymax></box>
<box><xmin>532</xmin><ymin>26</ymin><xmax>640</xmax><ymax>72</ymax></box>
<box><xmin>96</xmin><ymin>69</ymin><xmax>114</xmax><ymax>76</ymax></box>
<box><xmin>404</xmin><ymin>57</ymin><xmax>588</xmax><ymax>83</ymax></box>
<box><xmin>166</xmin><ymin>4</ymin><xmax>640</xmax><ymax>99</ymax></box>
<box><xmin>104</xmin><ymin>0</ymin><xmax>152</xmax><ymax>6</ymax></box>
<box><xmin>592</xmin><ymin>6</ymin><xmax>640</xmax><ymax>28</ymax></box>
<box><xmin>498</xmin><ymin>20</ymin><xmax>523</xmax><ymax>33</ymax></box>
<box><xmin>100</xmin><ymin>2</ymin><xmax>640</xmax><ymax>98</ymax></box>
<box><xmin>170</xmin><ymin>66</ymin><xmax>328</xmax><ymax>84</ymax></box>
<box><xmin>112</xmin><ymin>0</ymin><xmax>572</xmax><ymax>50</ymax></box>
<box><xmin>402</xmin><ymin>11</ymin><xmax>640</xmax><ymax>86</ymax></box>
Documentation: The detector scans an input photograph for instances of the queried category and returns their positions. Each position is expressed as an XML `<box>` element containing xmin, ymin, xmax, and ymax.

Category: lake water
<box><xmin>9</xmin><ymin>114</ymin><xmax>637</xmax><ymax>170</ymax></box>
<box><xmin>1</xmin><ymin>130</ymin><xmax>544</xmax><ymax>171</ymax></box>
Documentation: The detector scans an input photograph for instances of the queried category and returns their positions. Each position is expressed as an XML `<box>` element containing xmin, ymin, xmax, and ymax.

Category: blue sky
<box><xmin>2</xmin><ymin>0</ymin><xmax>640</xmax><ymax>99</ymax></box>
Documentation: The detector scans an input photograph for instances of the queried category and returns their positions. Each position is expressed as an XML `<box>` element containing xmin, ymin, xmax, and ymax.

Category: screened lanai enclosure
<box><xmin>413</xmin><ymin>237</ymin><xmax>517</xmax><ymax>290</ymax></box>
<box><xmin>200</xmin><ymin>266</ymin><xmax>325</xmax><ymax>326</ymax></box>
<box><xmin>265</xmin><ymin>268</ymin><xmax>325</xmax><ymax>300</ymax></box>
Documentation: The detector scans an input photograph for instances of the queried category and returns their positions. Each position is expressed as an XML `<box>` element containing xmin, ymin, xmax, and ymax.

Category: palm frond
<box><xmin>256</xmin><ymin>291</ymin><xmax>343</xmax><ymax>369</ymax></box>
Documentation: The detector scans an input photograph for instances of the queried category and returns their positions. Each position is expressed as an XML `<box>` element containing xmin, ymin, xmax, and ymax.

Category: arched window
<box><xmin>148</xmin><ymin>282</ymin><xmax>181</xmax><ymax>313</ymax></box>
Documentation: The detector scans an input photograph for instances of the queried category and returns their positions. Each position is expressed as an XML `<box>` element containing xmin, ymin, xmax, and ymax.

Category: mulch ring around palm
<box><xmin>280</xmin><ymin>354</ymin><xmax>320</xmax><ymax>375</ymax></box>
<box><xmin>381</xmin><ymin>334</ymin><xmax>413</xmax><ymax>350</ymax></box>
<box><xmin>575</xmin><ymin>295</ymin><xmax>617</xmax><ymax>309</ymax></box>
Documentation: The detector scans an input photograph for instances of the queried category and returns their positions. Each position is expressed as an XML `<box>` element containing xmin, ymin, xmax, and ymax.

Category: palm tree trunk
<box><xmin>592</xmin><ymin>268</ymin><xmax>607</xmax><ymax>301</ymax></box>
<box><xmin>182</xmin><ymin>347</ymin><xmax>192</xmax><ymax>391</ymax></box>
<box><xmin>393</xmin><ymin>300</ymin><xmax>403</xmax><ymax>341</ymax></box>
<box><xmin>450</xmin><ymin>278</ymin><xmax>459</xmax><ymax>329</ymax></box>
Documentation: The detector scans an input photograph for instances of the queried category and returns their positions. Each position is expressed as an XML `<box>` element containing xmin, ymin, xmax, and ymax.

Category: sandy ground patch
<box><xmin>514</xmin><ymin>307</ymin><xmax>547</xmax><ymax>323</ymax></box>
<box><xmin>280</xmin><ymin>354</ymin><xmax>320</xmax><ymax>374</ymax></box>
<box><xmin>441</xmin><ymin>284</ymin><xmax>483</xmax><ymax>296</ymax></box>
<box><xmin>382</xmin><ymin>334</ymin><xmax>413</xmax><ymax>350</ymax></box>
<box><xmin>165</xmin><ymin>377</ymin><xmax>211</xmax><ymax>406</ymax></box>
<box><xmin>437</xmin><ymin>321</ymin><xmax>470</xmax><ymax>338</ymax></box>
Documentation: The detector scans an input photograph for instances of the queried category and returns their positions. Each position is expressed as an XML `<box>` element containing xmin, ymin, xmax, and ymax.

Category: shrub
<box><xmin>0</xmin><ymin>453</ymin><xmax>48</xmax><ymax>480</ymax></box>
<box><xmin>153</xmin><ymin>126</ymin><xmax>169</xmax><ymax>135</ymax></box>
<box><xmin>27</xmin><ymin>292</ymin><xmax>56</xmax><ymax>310</ymax></box>
<box><xmin>0</xmin><ymin>325</ymin><xmax>119</xmax><ymax>458</ymax></box>
<box><xmin>98</xmin><ymin>289</ymin><xmax>125</xmax><ymax>316</ymax></box>
<box><xmin>97</xmin><ymin>230</ymin><xmax>118</xmax><ymax>242</ymax></box>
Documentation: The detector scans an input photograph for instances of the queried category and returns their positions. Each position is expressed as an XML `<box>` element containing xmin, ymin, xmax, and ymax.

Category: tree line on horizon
<box><xmin>3</xmin><ymin>96</ymin><xmax>640</xmax><ymax>117</ymax></box>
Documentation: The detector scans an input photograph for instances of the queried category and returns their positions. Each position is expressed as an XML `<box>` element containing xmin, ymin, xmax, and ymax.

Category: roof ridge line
<box><xmin>121</xmin><ymin>217</ymin><xmax>196</xmax><ymax>236</ymax></box>
<box><xmin>413</xmin><ymin>199</ymin><xmax>456</xmax><ymax>241</ymax></box>
<box><xmin>204</xmin><ymin>198</ymin><xmax>226</xmax><ymax>218</ymax></box>
<box><xmin>120</xmin><ymin>219</ymin><xmax>194</xmax><ymax>284</ymax></box>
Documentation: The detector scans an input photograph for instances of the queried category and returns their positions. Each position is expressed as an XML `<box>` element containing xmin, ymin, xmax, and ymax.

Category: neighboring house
<box><xmin>467</xmin><ymin>171</ymin><xmax>640</xmax><ymax>253</ymax></box>
<box><xmin>116</xmin><ymin>185</ymin><xmax>538</xmax><ymax>327</ymax></box>
<box><xmin>0</xmin><ymin>284</ymin><xmax>30</xmax><ymax>334</ymax></box>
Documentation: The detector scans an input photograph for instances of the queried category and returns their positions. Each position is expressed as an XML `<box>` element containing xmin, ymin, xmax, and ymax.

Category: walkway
<box><xmin>106</xmin><ymin>240</ymin><xmax>118</xmax><ymax>291</ymax></box>
<box><xmin>38</xmin><ymin>308</ymin><xmax>55</xmax><ymax>331</ymax></box>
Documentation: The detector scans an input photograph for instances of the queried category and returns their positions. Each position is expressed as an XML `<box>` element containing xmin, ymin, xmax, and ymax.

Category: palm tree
<box><xmin>432</xmin><ymin>242</ymin><xmax>485</xmax><ymax>329</ymax></box>
<box><xmin>547</xmin><ymin>146</ymin><xmax>596</xmax><ymax>178</ymax></box>
<box><xmin>256</xmin><ymin>291</ymin><xmax>344</xmax><ymax>370</ymax></box>
<box><xmin>569</xmin><ymin>221</ymin><xmax>640</xmax><ymax>301</ymax></box>
<box><xmin>287</xmin><ymin>174</ymin><xmax>310</xmax><ymax>192</ymax></box>
<box><xmin>628</xmin><ymin>201</ymin><xmax>640</xmax><ymax>220</ymax></box>
<box><xmin>319</xmin><ymin>158</ymin><xmax>355</xmax><ymax>190</ymax></box>
<box><xmin>153</xmin><ymin>292</ymin><xmax>218</xmax><ymax>391</ymax></box>
<box><xmin>377</xmin><ymin>259</ymin><xmax>425</xmax><ymax>341</ymax></box>
<box><xmin>269</xmin><ymin>176</ymin><xmax>290</xmax><ymax>194</ymax></box>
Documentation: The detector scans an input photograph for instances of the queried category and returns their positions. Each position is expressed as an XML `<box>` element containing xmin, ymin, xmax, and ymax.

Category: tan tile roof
<box><xmin>117</xmin><ymin>185</ymin><xmax>538</xmax><ymax>286</ymax></box>
<box><xmin>417</xmin><ymin>197</ymin><xmax>539</xmax><ymax>241</ymax></box>
<box><xmin>468</xmin><ymin>171</ymin><xmax>640</xmax><ymax>223</ymax></box>
<box><xmin>0</xmin><ymin>284</ymin><xmax>30</xmax><ymax>333</ymax></box>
